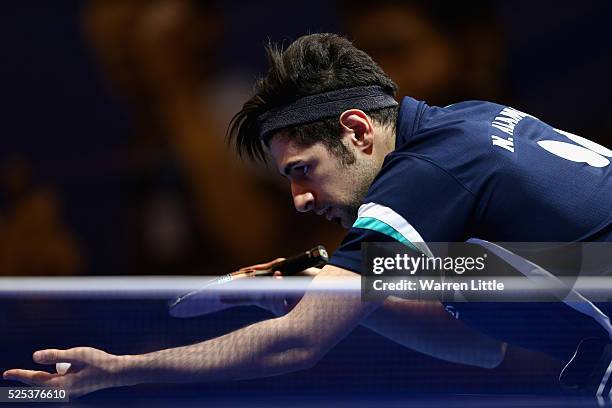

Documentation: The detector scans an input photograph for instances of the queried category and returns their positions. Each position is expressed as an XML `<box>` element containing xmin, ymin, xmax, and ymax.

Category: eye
<box><xmin>294</xmin><ymin>165</ymin><xmax>310</xmax><ymax>177</ymax></box>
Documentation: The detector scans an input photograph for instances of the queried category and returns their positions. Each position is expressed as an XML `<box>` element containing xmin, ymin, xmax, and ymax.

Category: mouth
<box><xmin>325</xmin><ymin>208</ymin><xmax>343</xmax><ymax>227</ymax></box>
<box><xmin>315</xmin><ymin>207</ymin><xmax>329</xmax><ymax>217</ymax></box>
<box><xmin>324</xmin><ymin>208</ymin><xmax>334</xmax><ymax>221</ymax></box>
<box><xmin>315</xmin><ymin>207</ymin><xmax>344</xmax><ymax>226</ymax></box>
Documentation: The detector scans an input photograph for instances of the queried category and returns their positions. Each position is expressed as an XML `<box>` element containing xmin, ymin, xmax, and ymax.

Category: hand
<box><xmin>236</xmin><ymin>257</ymin><xmax>321</xmax><ymax>278</ymax></box>
<box><xmin>3</xmin><ymin>347</ymin><xmax>129</xmax><ymax>399</ymax></box>
<box><xmin>234</xmin><ymin>258</ymin><xmax>291</xmax><ymax>316</ymax></box>
<box><xmin>236</xmin><ymin>257</ymin><xmax>285</xmax><ymax>274</ymax></box>
<box><xmin>225</xmin><ymin>258</ymin><xmax>321</xmax><ymax>316</ymax></box>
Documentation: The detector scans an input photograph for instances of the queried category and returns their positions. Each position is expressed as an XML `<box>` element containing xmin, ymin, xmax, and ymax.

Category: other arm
<box><xmin>362</xmin><ymin>297</ymin><xmax>506</xmax><ymax>368</ymax></box>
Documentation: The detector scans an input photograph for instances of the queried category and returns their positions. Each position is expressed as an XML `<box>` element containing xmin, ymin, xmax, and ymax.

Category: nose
<box><xmin>291</xmin><ymin>184</ymin><xmax>315</xmax><ymax>213</ymax></box>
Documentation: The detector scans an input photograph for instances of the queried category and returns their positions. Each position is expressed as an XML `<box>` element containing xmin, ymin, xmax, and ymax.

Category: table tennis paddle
<box><xmin>168</xmin><ymin>245</ymin><xmax>329</xmax><ymax>318</ymax></box>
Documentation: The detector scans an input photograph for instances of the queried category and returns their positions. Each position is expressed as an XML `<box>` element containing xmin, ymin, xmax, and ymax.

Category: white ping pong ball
<box><xmin>56</xmin><ymin>362</ymin><xmax>71</xmax><ymax>375</ymax></box>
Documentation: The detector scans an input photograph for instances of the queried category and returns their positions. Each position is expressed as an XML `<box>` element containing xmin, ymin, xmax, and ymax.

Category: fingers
<box><xmin>3</xmin><ymin>369</ymin><xmax>59</xmax><ymax>387</ymax></box>
<box><xmin>272</xmin><ymin>267</ymin><xmax>321</xmax><ymax>279</ymax></box>
<box><xmin>272</xmin><ymin>266</ymin><xmax>321</xmax><ymax>277</ymax></box>
<box><xmin>239</xmin><ymin>258</ymin><xmax>286</xmax><ymax>272</ymax></box>
<box><xmin>33</xmin><ymin>348</ymin><xmax>89</xmax><ymax>365</ymax></box>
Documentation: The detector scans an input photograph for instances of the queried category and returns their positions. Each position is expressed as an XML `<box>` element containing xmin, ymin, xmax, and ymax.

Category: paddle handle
<box><xmin>225</xmin><ymin>245</ymin><xmax>329</xmax><ymax>280</ymax></box>
<box><xmin>273</xmin><ymin>245</ymin><xmax>329</xmax><ymax>275</ymax></box>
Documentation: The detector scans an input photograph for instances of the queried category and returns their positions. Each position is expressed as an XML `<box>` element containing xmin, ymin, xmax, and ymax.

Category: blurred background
<box><xmin>1</xmin><ymin>0</ymin><xmax>611</xmax><ymax>278</ymax></box>
<box><xmin>0</xmin><ymin>0</ymin><xmax>611</xmax><ymax>399</ymax></box>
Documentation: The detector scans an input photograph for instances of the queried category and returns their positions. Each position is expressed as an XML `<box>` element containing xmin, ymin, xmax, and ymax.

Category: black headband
<box><xmin>255</xmin><ymin>85</ymin><xmax>398</xmax><ymax>141</ymax></box>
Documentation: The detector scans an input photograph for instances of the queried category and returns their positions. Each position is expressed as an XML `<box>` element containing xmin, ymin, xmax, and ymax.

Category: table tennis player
<box><xmin>4</xmin><ymin>33</ymin><xmax>611</xmax><ymax>398</ymax></box>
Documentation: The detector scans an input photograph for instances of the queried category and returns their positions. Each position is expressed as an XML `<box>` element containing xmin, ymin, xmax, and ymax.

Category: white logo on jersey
<box><xmin>491</xmin><ymin>135</ymin><xmax>514</xmax><ymax>152</ymax></box>
<box><xmin>537</xmin><ymin>128</ymin><xmax>612</xmax><ymax>168</ymax></box>
<box><xmin>490</xmin><ymin>107</ymin><xmax>533</xmax><ymax>153</ymax></box>
<box><xmin>491</xmin><ymin>107</ymin><xmax>534</xmax><ymax>136</ymax></box>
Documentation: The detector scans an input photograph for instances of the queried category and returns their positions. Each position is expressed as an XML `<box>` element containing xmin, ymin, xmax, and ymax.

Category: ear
<box><xmin>339</xmin><ymin>109</ymin><xmax>375</xmax><ymax>154</ymax></box>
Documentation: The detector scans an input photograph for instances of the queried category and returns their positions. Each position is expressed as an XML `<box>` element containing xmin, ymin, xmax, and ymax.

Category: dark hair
<box><xmin>227</xmin><ymin>33</ymin><xmax>398</xmax><ymax>163</ymax></box>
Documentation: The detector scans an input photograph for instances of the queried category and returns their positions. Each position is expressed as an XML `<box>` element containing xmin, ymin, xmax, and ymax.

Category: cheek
<box><xmin>312</xmin><ymin>164</ymin><xmax>355</xmax><ymax>201</ymax></box>
<box><xmin>319</xmin><ymin>178</ymin><xmax>351</xmax><ymax>202</ymax></box>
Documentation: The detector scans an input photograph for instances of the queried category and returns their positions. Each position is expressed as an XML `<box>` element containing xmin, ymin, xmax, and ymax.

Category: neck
<box><xmin>375</xmin><ymin>123</ymin><xmax>397</xmax><ymax>163</ymax></box>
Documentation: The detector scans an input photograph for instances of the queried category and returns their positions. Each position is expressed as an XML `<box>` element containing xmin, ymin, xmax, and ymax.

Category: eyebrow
<box><xmin>282</xmin><ymin>160</ymin><xmax>302</xmax><ymax>177</ymax></box>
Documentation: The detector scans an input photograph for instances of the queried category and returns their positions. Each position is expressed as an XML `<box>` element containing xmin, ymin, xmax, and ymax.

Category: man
<box><xmin>3</xmin><ymin>33</ymin><xmax>611</xmax><ymax>397</ymax></box>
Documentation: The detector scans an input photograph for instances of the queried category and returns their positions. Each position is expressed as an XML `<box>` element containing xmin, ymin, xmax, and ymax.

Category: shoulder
<box><xmin>396</xmin><ymin>97</ymin><xmax>505</xmax><ymax>143</ymax></box>
<box><xmin>395</xmin><ymin>99</ymin><xmax>511</xmax><ymax>166</ymax></box>
<box><xmin>418</xmin><ymin>100</ymin><xmax>507</xmax><ymax>144</ymax></box>
<box><xmin>395</xmin><ymin>100</ymin><xmax>532</xmax><ymax>193</ymax></box>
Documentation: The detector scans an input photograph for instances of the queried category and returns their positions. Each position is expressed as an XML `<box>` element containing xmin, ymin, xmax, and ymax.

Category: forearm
<box><xmin>120</xmin><ymin>315</ymin><xmax>315</xmax><ymax>386</ymax></box>
<box><xmin>361</xmin><ymin>297</ymin><xmax>506</xmax><ymax>368</ymax></box>
<box><xmin>120</xmin><ymin>266</ymin><xmax>372</xmax><ymax>386</ymax></box>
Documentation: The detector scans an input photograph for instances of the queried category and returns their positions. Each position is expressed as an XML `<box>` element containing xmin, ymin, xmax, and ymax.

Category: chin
<box><xmin>326</xmin><ymin>216</ymin><xmax>346</xmax><ymax>228</ymax></box>
<box><xmin>339</xmin><ymin>217</ymin><xmax>354</xmax><ymax>229</ymax></box>
<box><xmin>327</xmin><ymin>205</ymin><xmax>357</xmax><ymax>229</ymax></box>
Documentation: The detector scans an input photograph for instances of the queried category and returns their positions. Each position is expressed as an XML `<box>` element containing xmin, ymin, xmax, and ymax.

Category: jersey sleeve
<box><xmin>329</xmin><ymin>154</ymin><xmax>476</xmax><ymax>273</ymax></box>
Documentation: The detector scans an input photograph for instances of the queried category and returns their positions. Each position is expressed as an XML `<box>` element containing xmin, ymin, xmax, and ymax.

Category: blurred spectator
<box><xmin>341</xmin><ymin>0</ymin><xmax>611</xmax><ymax>147</ymax></box>
<box><xmin>82</xmin><ymin>0</ymin><xmax>344</xmax><ymax>274</ymax></box>
<box><xmin>0</xmin><ymin>156</ymin><xmax>83</xmax><ymax>275</ymax></box>
<box><xmin>341</xmin><ymin>0</ymin><xmax>507</xmax><ymax>106</ymax></box>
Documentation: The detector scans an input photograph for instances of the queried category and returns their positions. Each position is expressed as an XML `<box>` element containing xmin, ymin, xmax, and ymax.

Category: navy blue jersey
<box><xmin>330</xmin><ymin>97</ymin><xmax>612</xmax><ymax>273</ymax></box>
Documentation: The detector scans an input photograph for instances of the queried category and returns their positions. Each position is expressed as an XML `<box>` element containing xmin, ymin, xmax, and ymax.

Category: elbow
<box><xmin>283</xmin><ymin>344</ymin><xmax>324</xmax><ymax>372</ymax></box>
<box><xmin>299</xmin><ymin>347</ymin><xmax>325</xmax><ymax>371</ymax></box>
<box><xmin>270</xmin><ymin>319</ymin><xmax>326</xmax><ymax>373</ymax></box>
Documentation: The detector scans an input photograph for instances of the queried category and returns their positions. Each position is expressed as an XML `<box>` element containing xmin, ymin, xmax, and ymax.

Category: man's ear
<box><xmin>339</xmin><ymin>109</ymin><xmax>374</xmax><ymax>153</ymax></box>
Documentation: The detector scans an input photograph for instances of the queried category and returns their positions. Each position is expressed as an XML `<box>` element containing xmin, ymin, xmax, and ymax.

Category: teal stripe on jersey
<box><xmin>352</xmin><ymin>217</ymin><xmax>419</xmax><ymax>252</ymax></box>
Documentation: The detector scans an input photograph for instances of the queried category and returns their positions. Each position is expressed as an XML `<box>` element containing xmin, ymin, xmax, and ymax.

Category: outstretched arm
<box><xmin>3</xmin><ymin>265</ymin><xmax>378</xmax><ymax>397</ymax></box>
<box><xmin>128</xmin><ymin>265</ymin><xmax>375</xmax><ymax>384</ymax></box>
